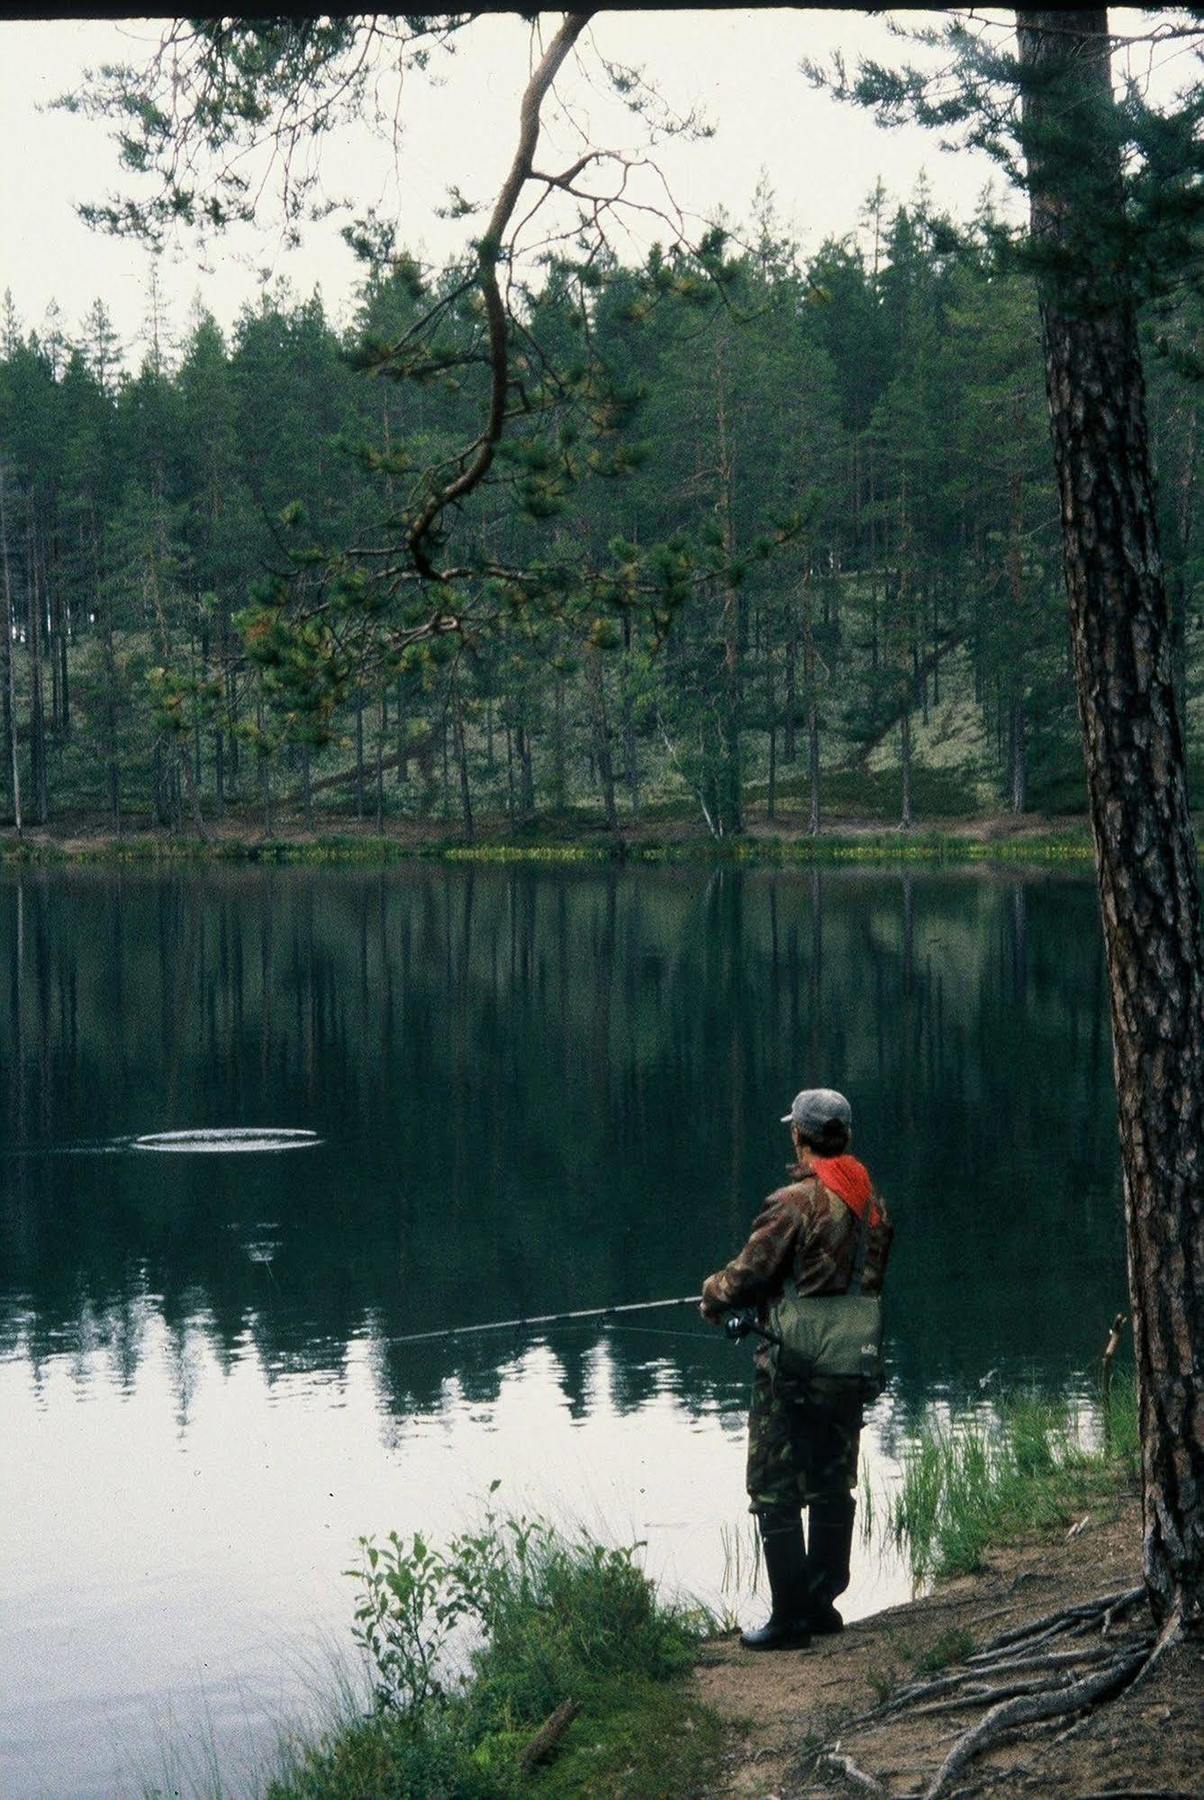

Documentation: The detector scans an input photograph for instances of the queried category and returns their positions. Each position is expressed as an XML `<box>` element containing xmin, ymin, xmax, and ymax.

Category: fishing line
<box><xmin>600</xmin><ymin>1324</ymin><xmax>715</xmax><ymax>1345</ymax></box>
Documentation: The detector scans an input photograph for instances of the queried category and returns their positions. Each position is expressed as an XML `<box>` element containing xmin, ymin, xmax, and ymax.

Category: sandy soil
<box><xmin>695</xmin><ymin>1499</ymin><xmax>1202</xmax><ymax>1800</ymax></box>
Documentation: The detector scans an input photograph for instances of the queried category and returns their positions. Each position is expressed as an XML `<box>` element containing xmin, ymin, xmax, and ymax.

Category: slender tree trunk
<box><xmin>1019</xmin><ymin>6</ymin><xmax>1204</xmax><ymax>1633</ymax></box>
<box><xmin>1008</xmin><ymin>460</ymin><xmax>1028</xmax><ymax>814</ymax></box>
<box><xmin>396</xmin><ymin>677</ymin><xmax>408</xmax><ymax>787</ymax></box>
<box><xmin>52</xmin><ymin>537</ymin><xmax>69</xmax><ymax>742</ymax></box>
<box><xmin>587</xmin><ymin>648</ymin><xmax>618</xmax><ymax>833</ymax></box>
<box><xmin>802</xmin><ymin>573</ymin><xmax>821</xmax><ymax>836</ymax></box>
<box><xmin>0</xmin><ymin>470</ymin><xmax>22</xmax><ymax>837</ymax></box>
<box><xmin>376</xmin><ymin>693</ymin><xmax>386</xmax><ymax>832</ymax></box>
<box><xmin>145</xmin><ymin>521</ymin><xmax>206</xmax><ymax>840</ymax></box>
<box><xmin>766</xmin><ymin>637</ymin><xmax>777</xmax><ymax>824</ymax></box>
<box><xmin>899</xmin><ymin>707</ymin><xmax>913</xmax><ymax>831</ymax></box>
<box><xmin>896</xmin><ymin>477</ymin><xmax>916</xmax><ymax>832</ymax></box>
<box><xmin>622</xmin><ymin>618</ymin><xmax>640</xmax><ymax>819</ymax></box>
<box><xmin>1010</xmin><ymin>695</ymin><xmax>1027</xmax><ymax>815</ymax></box>
<box><xmin>227</xmin><ymin>664</ymin><xmax>239</xmax><ymax>787</ymax></box>
<box><xmin>551</xmin><ymin>673</ymin><xmax>567</xmax><ymax>813</ymax></box>
<box><xmin>256</xmin><ymin>683</ymin><xmax>273</xmax><ymax>838</ymax></box>
<box><xmin>714</xmin><ymin>333</ymin><xmax>744</xmax><ymax>835</ymax></box>
<box><xmin>517</xmin><ymin>720</ymin><xmax>535</xmax><ymax>819</ymax></box>
<box><xmin>783</xmin><ymin>602</ymin><xmax>798</xmax><ymax>764</ymax></box>
<box><xmin>455</xmin><ymin>695</ymin><xmax>474</xmax><ymax>843</ymax></box>
<box><xmin>355</xmin><ymin>684</ymin><xmax>366</xmax><ymax>820</ymax></box>
<box><xmin>26</xmin><ymin>520</ymin><xmax>48</xmax><ymax>824</ymax></box>
<box><xmin>192</xmin><ymin>628</ymin><xmax>203</xmax><ymax>793</ymax></box>
<box><xmin>215</xmin><ymin>723</ymin><xmax>226</xmax><ymax>815</ymax></box>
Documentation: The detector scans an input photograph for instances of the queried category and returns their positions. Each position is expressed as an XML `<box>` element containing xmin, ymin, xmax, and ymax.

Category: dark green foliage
<box><xmin>3</xmin><ymin>175</ymin><xmax>1203</xmax><ymax>840</ymax></box>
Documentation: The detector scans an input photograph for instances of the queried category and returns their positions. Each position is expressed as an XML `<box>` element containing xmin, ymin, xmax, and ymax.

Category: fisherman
<box><xmin>700</xmin><ymin>1087</ymin><xmax>892</xmax><ymax>1651</ymax></box>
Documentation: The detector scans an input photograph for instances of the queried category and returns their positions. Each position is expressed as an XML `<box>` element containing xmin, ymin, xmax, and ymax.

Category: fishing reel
<box><xmin>723</xmin><ymin>1308</ymin><xmax>779</xmax><ymax>1346</ymax></box>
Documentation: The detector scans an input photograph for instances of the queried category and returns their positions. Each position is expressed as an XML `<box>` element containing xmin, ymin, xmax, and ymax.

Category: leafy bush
<box><xmin>266</xmin><ymin>1509</ymin><xmax>710</xmax><ymax>1800</ymax></box>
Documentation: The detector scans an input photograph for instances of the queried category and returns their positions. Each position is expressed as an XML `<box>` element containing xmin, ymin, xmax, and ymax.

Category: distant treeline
<box><xmin>2</xmin><ymin>183</ymin><xmax>1202</xmax><ymax>837</ymax></box>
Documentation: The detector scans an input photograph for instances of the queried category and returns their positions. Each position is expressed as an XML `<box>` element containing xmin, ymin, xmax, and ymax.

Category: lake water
<box><xmin>0</xmin><ymin>863</ymin><xmax>1126</xmax><ymax>1797</ymax></box>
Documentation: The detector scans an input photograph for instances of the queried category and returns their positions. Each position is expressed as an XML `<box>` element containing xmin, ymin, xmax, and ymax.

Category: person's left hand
<box><xmin>699</xmin><ymin>1292</ymin><xmax>725</xmax><ymax>1326</ymax></box>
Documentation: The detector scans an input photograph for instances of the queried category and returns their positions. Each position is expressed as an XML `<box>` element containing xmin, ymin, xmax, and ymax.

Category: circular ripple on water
<box><xmin>132</xmin><ymin>1128</ymin><xmax>321</xmax><ymax>1154</ymax></box>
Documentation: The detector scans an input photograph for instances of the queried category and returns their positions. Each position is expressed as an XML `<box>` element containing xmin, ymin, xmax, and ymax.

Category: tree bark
<box><xmin>802</xmin><ymin>572</ymin><xmax>821</xmax><ymax>835</ymax></box>
<box><xmin>899</xmin><ymin>705</ymin><xmax>913</xmax><ymax>831</ymax></box>
<box><xmin>587</xmin><ymin>647</ymin><xmax>618</xmax><ymax>834</ymax></box>
<box><xmin>1008</xmin><ymin>458</ymin><xmax>1028</xmax><ymax>813</ymax></box>
<box><xmin>26</xmin><ymin>517</ymin><xmax>48</xmax><ymax>825</ymax></box>
<box><xmin>0</xmin><ymin>468</ymin><xmax>22</xmax><ymax>837</ymax></box>
<box><xmin>455</xmin><ymin>695</ymin><xmax>474</xmax><ymax>843</ymax></box>
<box><xmin>1018</xmin><ymin>6</ymin><xmax>1204</xmax><ymax>1633</ymax></box>
<box><xmin>714</xmin><ymin>333</ymin><xmax>744</xmax><ymax>835</ymax></box>
<box><xmin>355</xmin><ymin>683</ymin><xmax>366</xmax><ymax>820</ymax></box>
<box><xmin>784</xmin><ymin>601</ymin><xmax>798</xmax><ymax>764</ymax></box>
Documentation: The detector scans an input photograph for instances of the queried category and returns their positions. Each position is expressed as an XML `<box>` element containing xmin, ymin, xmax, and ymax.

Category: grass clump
<box><xmin>266</xmin><ymin>1510</ymin><xmax>717</xmax><ymax>1800</ymax></box>
<box><xmin>892</xmin><ymin>1376</ymin><xmax>1139</xmax><ymax>1581</ymax></box>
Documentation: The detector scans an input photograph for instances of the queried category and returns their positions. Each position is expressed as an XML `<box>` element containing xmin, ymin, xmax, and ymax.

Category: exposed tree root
<box><xmin>922</xmin><ymin>1646</ymin><xmax>1149</xmax><ymax>1799</ymax></box>
<box><xmin>809</xmin><ymin>1586</ymin><xmax>1185</xmax><ymax>1800</ymax></box>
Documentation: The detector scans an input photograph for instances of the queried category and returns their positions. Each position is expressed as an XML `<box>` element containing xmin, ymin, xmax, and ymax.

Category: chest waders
<box><xmin>740</xmin><ymin>1197</ymin><xmax>879</xmax><ymax>1651</ymax></box>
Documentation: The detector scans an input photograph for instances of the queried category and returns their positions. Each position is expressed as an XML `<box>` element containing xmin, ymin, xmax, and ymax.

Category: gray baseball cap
<box><xmin>780</xmin><ymin>1087</ymin><xmax>853</xmax><ymax>1137</ymax></box>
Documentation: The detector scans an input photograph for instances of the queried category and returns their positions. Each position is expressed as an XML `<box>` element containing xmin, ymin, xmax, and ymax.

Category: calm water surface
<box><xmin>0</xmin><ymin>865</ymin><xmax>1125</xmax><ymax>1797</ymax></box>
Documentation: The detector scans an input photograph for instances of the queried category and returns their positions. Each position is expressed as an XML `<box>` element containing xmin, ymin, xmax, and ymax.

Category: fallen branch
<box><xmin>820</xmin><ymin>1747</ymin><xmax>888</xmax><ymax>1795</ymax></box>
<box><xmin>519</xmin><ymin>1698</ymin><xmax>580</xmax><ymax>1775</ymax></box>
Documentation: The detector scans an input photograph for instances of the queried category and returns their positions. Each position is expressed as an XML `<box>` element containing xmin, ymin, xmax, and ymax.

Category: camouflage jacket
<box><xmin>701</xmin><ymin>1173</ymin><xmax>893</xmax><ymax>1317</ymax></box>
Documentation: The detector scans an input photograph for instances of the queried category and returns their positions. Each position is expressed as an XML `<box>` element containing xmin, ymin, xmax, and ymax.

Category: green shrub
<box><xmin>266</xmin><ymin>1511</ymin><xmax>711</xmax><ymax>1800</ymax></box>
<box><xmin>891</xmin><ymin>1376</ymin><xmax>1139</xmax><ymax>1581</ymax></box>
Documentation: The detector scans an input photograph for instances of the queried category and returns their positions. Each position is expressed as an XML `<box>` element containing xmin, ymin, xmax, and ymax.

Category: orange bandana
<box><xmin>811</xmin><ymin>1155</ymin><xmax>880</xmax><ymax>1227</ymax></box>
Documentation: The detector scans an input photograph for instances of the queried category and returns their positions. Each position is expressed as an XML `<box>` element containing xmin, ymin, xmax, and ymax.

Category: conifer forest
<box><xmin>4</xmin><ymin>183</ymin><xmax>1202</xmax><ymax>842</ymax></box>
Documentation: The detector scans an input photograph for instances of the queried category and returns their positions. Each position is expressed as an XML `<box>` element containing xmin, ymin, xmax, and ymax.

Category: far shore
<box><xmin>0</xmin><ymin>807</ymin><xmax>1114</xmax><ymax>867</ymax></box>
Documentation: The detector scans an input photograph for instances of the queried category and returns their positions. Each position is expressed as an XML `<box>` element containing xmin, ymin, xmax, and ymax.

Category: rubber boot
<box><xmin>740</xmin><ymin>1510</ymin><xmax>812</xmax><ymax>1651</ymax></box>
<box><xmin>806</xmin><ymin>1493</ymin><xmax>855</xmax><ymax>1634</ymax></box>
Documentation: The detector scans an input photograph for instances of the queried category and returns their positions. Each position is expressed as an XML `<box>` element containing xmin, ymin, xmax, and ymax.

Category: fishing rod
<box><xmin>382</xmin><ymin>1297</ymin><xmax>779</xmax><ymax>1348</ymax></box>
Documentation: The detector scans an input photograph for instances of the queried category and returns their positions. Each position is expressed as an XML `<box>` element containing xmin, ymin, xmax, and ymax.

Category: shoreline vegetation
<box><xmin>173</xmin><ymin>1377</ymin><xmax>1163</xmax><ymax>1800</ymax></box>
<box><xmin>0</xmin><ymin>810</ymin><xmax>1110</xmax><ymax>868</ymax></box>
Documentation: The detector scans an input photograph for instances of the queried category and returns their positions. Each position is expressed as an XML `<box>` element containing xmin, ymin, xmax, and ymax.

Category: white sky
<box><xmin>0</xmin><ymin>8</ymin><xmax>1185</xmax><ymax>365</ymax></box>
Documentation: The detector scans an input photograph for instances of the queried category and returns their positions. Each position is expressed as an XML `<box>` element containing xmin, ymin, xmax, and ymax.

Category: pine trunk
<box><xmin>376</xmin><ymin>694</ymin><xmax>386</xmax><ymax>832</ymax></box>
<box><xmin>1019</xmin><ymin>6</ymin><xmax>1204</xmax><ymax>1632</ymax></box>
<box><xmin>783</xmin><ymin>604</ymin><xmax>798</xmax><ymax>764</ymax></box>
<box><xmin>802</xmin><ymin>574</ymin><xmax>821</xmax><ymax>836</ymax></box>
<box><xmin>0</xmin><ymin>470</ymin><xmax>22</xmax><ymax>836</ymax></box>
<box><xmin>899</xmin><ymin>707</ymin><xmax>913</xmax><ymax>831</ymax></box>
<box><xmin>552</xmin><ymin>674</ymin><xmax>566</xmax><ymax>814</ymax></box>
<box><xmin>355</xmin><ymin>685</ymin><xmax>366</xmax><ymax>820</ymax></box>
<box><xmin>455</xmin><ymin>698</ymin><xmax>474</xmax><ymax>843</ymax></box>
<box><xmin>714</xmin><ymin>335</ymin><xmax>744</xmax><ymax>836</ymax></box>
<box><xmin>27</xmin><ymin>521</ymin><xmax>48</xmax><ymax>824</ymax></box>
<box><xmin>588</xmin><ymin>649</ymin><xmax>618</xmax><ymax>834</ymax></box>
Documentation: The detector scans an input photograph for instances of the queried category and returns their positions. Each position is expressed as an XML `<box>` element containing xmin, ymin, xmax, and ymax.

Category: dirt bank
<box><xmin>697</xmin><ymin>1498</ymin><xmax>1201</xmax><ymax>1800</ymax></box>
